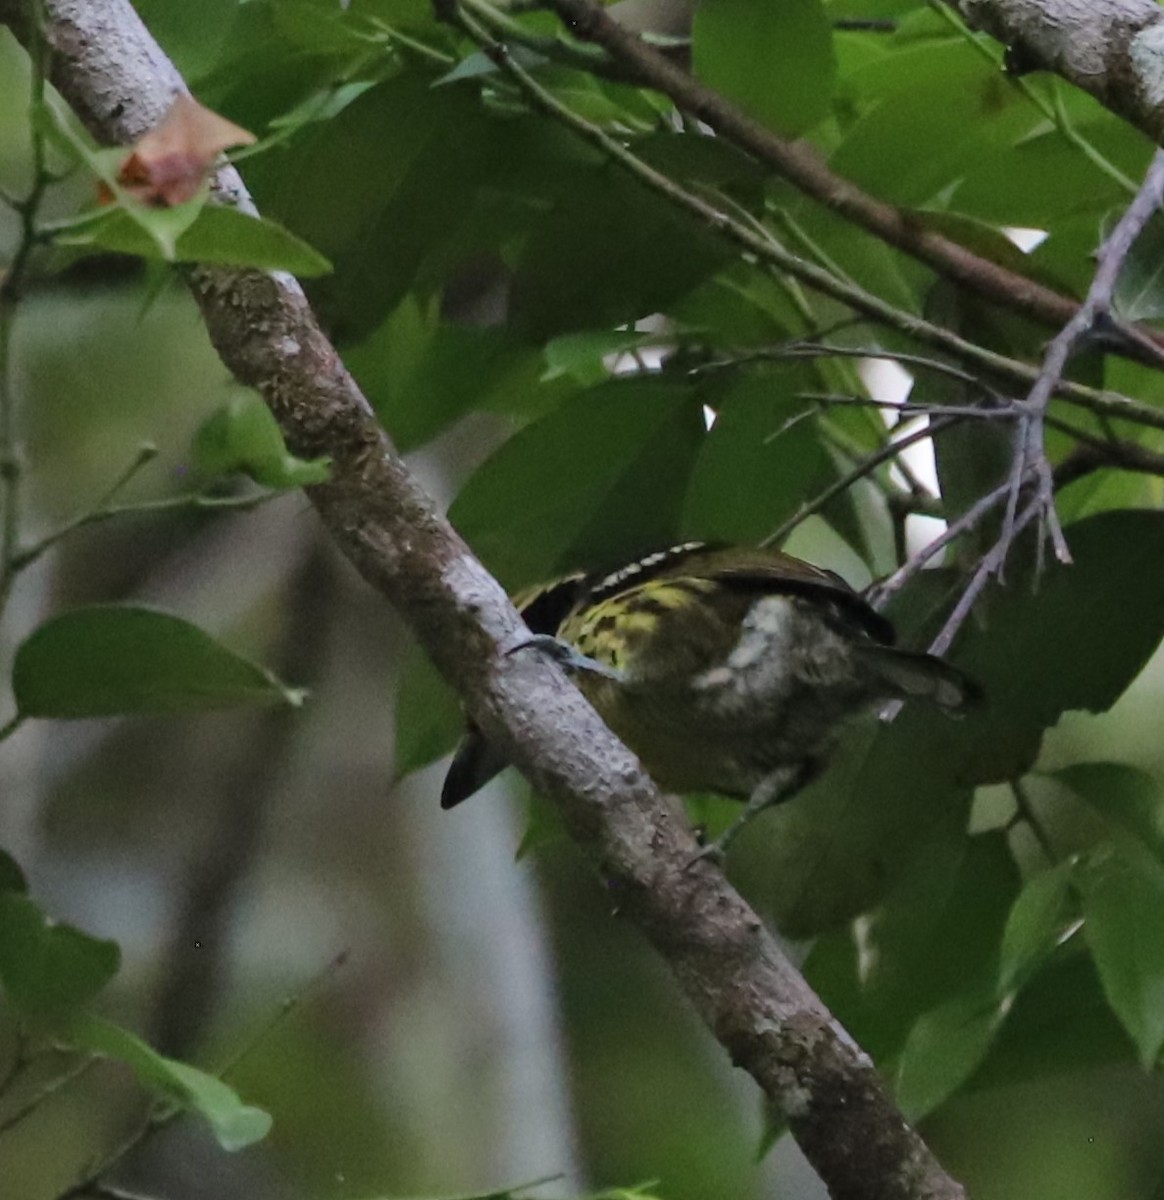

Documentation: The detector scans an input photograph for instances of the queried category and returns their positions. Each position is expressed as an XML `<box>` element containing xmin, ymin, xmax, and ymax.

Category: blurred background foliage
<box><xmin>2</xmin><ymin>0</ymin><xmax>1164</xmax><ymax>1198</ymax></box>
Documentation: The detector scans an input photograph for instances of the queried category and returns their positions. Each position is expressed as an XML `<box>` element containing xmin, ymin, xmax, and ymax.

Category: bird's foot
<box><xmin>684</xmin><ymin>821</ymin><xmax>739</xmax><ymax>870</ymax></box>
<box><xmin>504</xmin><ymin>632</ymin><xmax>624</xmax><ymax>682</ymax></box>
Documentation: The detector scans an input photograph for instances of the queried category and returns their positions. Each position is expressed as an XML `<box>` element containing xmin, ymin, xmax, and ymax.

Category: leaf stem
<box><xmin>0</xmin><ymin>0</ymin><xmax>53</xmax><ymax>619</ymax></box>
<box><xmin>0</xmin><ymin>1055</ymin><xmax>97</xmax><ymax>1138</ymax></box>
<box><xmin>13</xmin><ymin>487</ymin><xmax>277</xmax><ymax>572</ymax></box>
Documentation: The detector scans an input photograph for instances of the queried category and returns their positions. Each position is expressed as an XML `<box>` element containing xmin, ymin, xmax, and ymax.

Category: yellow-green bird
<box><xmin>442</xmin><ymin>542</ymin><xmax>979</xmax><ymax>857</ymax></box>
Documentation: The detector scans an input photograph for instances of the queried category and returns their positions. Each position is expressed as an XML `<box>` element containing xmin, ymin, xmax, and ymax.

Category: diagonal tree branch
<box><xmin>529</xmin><ymin>0</ymin><xmax>1164</xmax><ymax>357</ymax></box>
<box><xmin>0</xmin><ymin>1</ymin><xmax>967</xmax><ymax>1197</ymax></box>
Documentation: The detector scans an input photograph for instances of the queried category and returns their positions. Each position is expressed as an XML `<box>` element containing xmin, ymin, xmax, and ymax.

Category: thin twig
<box><xmin>12</xmin><ymin>488</ymin><xmax>277</xmax><ymax>571</ymax></box>
<box><xmin>685</xmin><ymin>339</ymin><xmax>1164</xmax><ymax>436</ymax></box>
<box><xmin>868</xmin><ymin>477</ymin><xmax>1016</xmax><ymax>609</ymax></box>
<box><xmin>0</xmin><ymin>1055</ymin><xmax>98</xmax><ymax>1137</ymax></box>
<box><xmin>763</xmin><ymin>414</ymin><xmax>960</xmax><ymax>547</ymax></box>
<box><xmin>996</xmin><ymin>148</ymin><xmax>1164</xmax><ymax>581</ymax></box>
<box><xmin>795</xmin><ymin>391</ymin><xmax>1016</xmax><ymax>420</ymax></box>
<box><xmin>928</xmin><ymin>494</ymin><xmax>1044</xmax><ymax>656</ymax></box>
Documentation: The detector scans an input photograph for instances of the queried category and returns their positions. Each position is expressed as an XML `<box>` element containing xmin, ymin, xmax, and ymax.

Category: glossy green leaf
<box><xmin>693</xmin><ymin>0</ymin><xmax>835</xmax><ymax>137</ymax></box>
<box><xmin>450</xmin><ymin>377</ymin><xmax>703</xmax><ymax>588</ymax></box>
<box><xmin>1053</xmin><ymin>762</ymin><xmax>1164</xmax><ymax>869</ymax></box>
<box><xmin>542</xmin><ymin>330</ymin><xmax>654</xmax><ymax>387</ymax></box>
<box><xmin>55</xmin><ymin>204</ymin><xmax>331</xmax><ymax>275</ymax></box>
<box><xmin>832</xmin><ymin>57</ymin><xmax>1030</xmax><ymax>207</ymax></box>
<box><xmin>132</xmin><ymin>0</ymin><xmax>242</xmax><ymax>80</ymax></box>
<box><xmin>70</xmin><ymin>1013</ymin><xmax>272</xmax><ymax>1150</ymax></box>
<box><xmin>896</xmin><ymin>990</ymin><xmax>1007</xmax><ymax>1119</ymax></box>
<box><xmin>509</xmin><ymin>168</ymin><xmax>730</xmax><ymax>340</ymax></box>
<box><xmin>394</xmin><ymin>646</ymin><xmax>463</xmax><ymax>781</ymax></box>
<box><xmin>13</xmin><ymin>606</ymin><xmax>304</xmax><ymax>718</ymax></box>
<box><xmin>0</xmin><ymin>849</ymin><xmax>27</xmax><ymax>894</ymax></box>
<box><xmin>1079</xmin><ymin>849</ymin><xmax>1164</xmax><ymax>1067</ymax></box>
<box><xmin>348</xmin><ymin>303</ymin><xmax>562</xmax><ymax>452</ymax></box>
<box><xmin>1115</xmin><ymin>211</ymin><xmax>1164</xmax><ymax>320</ymax></box>
<box><xmin>0</xmin><ymin>893</ymin><xmax>119</xmax><ymax>1013</ymax></box>
<box><xmin>195</xmin><ymin>392</ymin><xmax>331</xmax><ymax>488</ymax></box>
<box><xmin>900</xmin><ymin>509</ymin><xmax>1164</xmax><ymax>787</ymax></box>
<box><xmin>998</xmin><ymin>860</ymin><xmax>1076</xmax><ymax>994</ymax></box>
<box><xmin>974</xmin><ymin>948</ymin><xmax>1136</xmax><ymax>1088</ymax></box>
<box><xmin>246</xmin><ymin>71</ymin><xmax>516</xmax><ymax>341</ymax></box>
<box><xmin>680</xmin><ymin>368</ymin><xmax>841</xmax><ymax>545</ymax></box>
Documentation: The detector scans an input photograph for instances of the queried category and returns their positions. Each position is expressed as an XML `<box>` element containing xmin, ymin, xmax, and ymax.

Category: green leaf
<box><xmin>0</xmin><ymin>893</ymin><xmax>119</xmax><ymax>1013</ymax></box>
<box><xmin>895</xmin><ymin>990</ymin><xmax>1007</xmax><ymax>1119</ymax></box>
<box><xmin>974</xmin><ymin>948</ymin><xmax>1137</xmax><ymax>1088</ymax></box>
<box><xmin>246</xmin><ymin>70</ymin><xmax>515</xmax><ymax>341</ymax></box>
<box><xmin>896</xmin><ymin>510</ymin><xmax>1164</xmax><ymax>788</ymax></box>
<box><xmin>449</xmin><ymin>377</ymin><xmax>703</xmax><ymax>588</ymax></box>
<box><xmin>1080</xmin><ymin>849</ymin><xmax>1164</xmax><ymax>1067</ymax></box>
<box><xmin>832</xmin><ymin>50</ymin><xmax>1032</xmax><ymax>207</ymax></box>
<box><xmin>132</xmin><ymin>0</ymin><xmax>243</xmax><ymax>80</ymax></box>
<box><xmin>542</xmin><ymin>330</ymin><xmax>654</xmax><ymax>386</ymax></box>
<box><xmin>509</xmin><ymin>168</ymin><xmax>730</xmax><ymax>340</ymax></box>
<box><xmin>1114</xmin><ymin>211</ymin><xmax>1164</xmax><ymax>320</ymax></box>
<box><xmin>680</xmin><ymin>368</ymin><xmax>841</xmax><ymax>544</ymax></box>
<box><xmin>800</xmin><ymin>827</ymin><xmax>1017</xmax><ymax>1051</ymax></box>
<box><xmin>348</xmin><ymin>303</ymin><xmax>564</xmax><ymax>452</ymax></box>
<box><xmin>182</xmin><ymin>205</ymin><xmax>332</xmax><ymax>276</ymax></box>
<box><xmin>1052</xmin><ymin>762</ymin><xmax>1164</xmax><ymax>869</ymax></box>
<box><xmin>998</xmin><ymin>860</ymin><xmax>1077</xmax><ymax>995</ymax></box>
<box><xmin>69</xmin><ymin>1013</ymin><xmax>272</xmax><ymax>1150</ymax></box>
<box><xmin>54</xmin><ymin>203</ymin><xmax>332</xmax><ymax>276</ymax></box>
<box><xmin>0</xmin><ymin>849</ymin><xmax>27</xmax><ymax>894</ymax></box>
<box><xmin>394</xmin><ymin>646</ymin><xmax>463</xmax><ymax>780</ymax></box>
<box><xmin>13</xmin><ymin>606</ymin><xmax>304</xmax><ymax>718</ymax></box>
<box><xmin>195</xmin><ymin>392</ymin><xmax>331</xmax><ymax>488</ymax></box>
<box><xmin>692</xmin><ymin>0</ymin><xmax>835</xmax><ymax>137</ymax></box>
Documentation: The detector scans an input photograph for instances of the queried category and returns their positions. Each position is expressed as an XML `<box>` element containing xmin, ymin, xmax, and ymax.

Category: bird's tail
<box><xmin>441</xmin><ymin>728</ymin><xmax>511</xmax><ymax>809</ymax></box>
<box><xmin>854</xmin><ymin>644</ymin><xmax>982</xmax><ymax>713</ymax></box>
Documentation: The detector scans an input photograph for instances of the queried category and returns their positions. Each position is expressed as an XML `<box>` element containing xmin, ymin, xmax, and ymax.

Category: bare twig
<box><xmin>693</xmin><ymin>339</ymin><xmax>1164</xmax><ymax>435</ymax></box>
<box><xmin>763</xmin><ymin>414</ymin><xmax>961</xmax><ymax>547</ymax></box>
<box><xmin>928</xmin><ymin>493</ymin><xmax>1044</xmax><ymax>656</ymax></box>
<box><xmin>868</xmin><ymin>477</ymin><xmax>1016</xmax><ymax>609</ymax></box>
<box><xmin>995</xmin><ymin>148</ymin><xmax>1164</xmax><ymax>582</ymax></box>
<box><xmin>0</xmin><ymin>1056</ymin><xmax>98</xmax><ymax>1138</ymax></box>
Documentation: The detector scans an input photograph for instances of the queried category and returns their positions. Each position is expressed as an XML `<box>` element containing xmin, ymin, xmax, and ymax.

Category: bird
<box><xmin>441</xmin><ymin>541</ymin><xmax>980</xmax><ymax>859</ymax></box>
